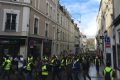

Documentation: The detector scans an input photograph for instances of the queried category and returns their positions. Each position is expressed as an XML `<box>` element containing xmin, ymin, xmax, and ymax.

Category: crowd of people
<box><xmin>0</xmin><ymin>52</ymin><xmax>115</xmax><ymax>80</ymax></box>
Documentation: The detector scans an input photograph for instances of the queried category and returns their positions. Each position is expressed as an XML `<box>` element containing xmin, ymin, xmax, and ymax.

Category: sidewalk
<box><xmin>89</xmin><ymin>64</ymin><xmax>104</xmax><ymax>80</ymax></box>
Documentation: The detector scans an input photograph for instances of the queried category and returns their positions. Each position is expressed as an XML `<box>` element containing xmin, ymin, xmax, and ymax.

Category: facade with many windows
<box><xmin>0</xmin><ymin>0</ymin><xmax>80</xmax><ymax>59</ymax></box>
<box><xmin>96</xmin><ymin>0</ymin><xmax>114</xmax><ymax>67</ymax></box>
<box><xmin>113</xmin><ymin>0</ymin><xmax>120</xmax><ymax>78</ymax></box>
<box><xmin>96</xmin><ymin>0</ymin><xmax>120</xmax><ymax>78</ymax></box>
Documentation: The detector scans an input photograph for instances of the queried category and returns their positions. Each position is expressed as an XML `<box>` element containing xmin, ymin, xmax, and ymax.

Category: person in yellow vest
<box><xmin>2</xmin><ymin>55</ymin><xmax>12</xmax><ymax>80</ymax></box>
<box><xmin>25</xmin><ymin>55</ymin><xmax>34</xmax><ymax>80</ymax></box>
<box><xmin>28</xmin><ymin>55</ymin><xmax>33</xmax><ymax>63</ymax></box>
<box><xmin>51</xmin><ymin>55</ymin><xmax>61</xmax><ymax>80</ymax></box>
<box><xmin>41</xmin><ymin>57</ymin><xmax>49</xmax><ymax>80</ymax></box>
<box><xmin>103</xmin><ymin>62</ymin><xmax>115</xmax><ymax>80</ymax></box>
<box><xmin>66</xmin><ymin>56</ymin><xmax>73</xmax><ymax>80</ymax></box>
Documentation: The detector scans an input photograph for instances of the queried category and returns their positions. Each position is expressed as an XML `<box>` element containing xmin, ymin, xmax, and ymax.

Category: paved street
<box><xmin>78</xmin><ymin>64</ymin><xmax>104</xmax><ymax>80</ymax></box>
<box><xmin>0</xmin><ymin>64</ymin><xmax>105</xmax><ymax>80</ymax></box>
<box><xmin>0</xmin><ymin>0</ymin><xmax>120</xmax><ymax>80</ymax></box>
<box><xmin>89</xmin><ymin>64</ymin><xmax>104</xmax><ymax>80</ymax></box>
<box><xmin>48</xmin><ymin>64</ymin><xmax>104</xmax><ymax>80</ymax></box>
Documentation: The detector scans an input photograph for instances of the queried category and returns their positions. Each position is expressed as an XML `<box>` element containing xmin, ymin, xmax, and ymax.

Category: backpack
<box><xmin>105</xmin><ymin>69</ymin><xmax>112</xmax><ymax>80</ymax></box>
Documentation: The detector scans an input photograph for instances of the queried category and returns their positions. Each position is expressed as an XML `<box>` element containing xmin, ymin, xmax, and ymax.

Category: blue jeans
<box><xmin>26</xmin><ymin>72</ymin><xmax>34</xmax><ymax>80</ymax></box>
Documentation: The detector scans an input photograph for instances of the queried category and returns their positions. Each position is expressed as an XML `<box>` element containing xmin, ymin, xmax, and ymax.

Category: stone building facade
<box><xmin>0</xmin><ymin>0</ymin><xmax>80</xmax><ymax>59</ymax></box>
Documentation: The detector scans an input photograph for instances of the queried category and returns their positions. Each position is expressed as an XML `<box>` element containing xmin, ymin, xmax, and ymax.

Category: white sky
<box><xmin>60</xmin><ymin>0</ymin><xmax>101</xmax><ymax>38</ymax></box>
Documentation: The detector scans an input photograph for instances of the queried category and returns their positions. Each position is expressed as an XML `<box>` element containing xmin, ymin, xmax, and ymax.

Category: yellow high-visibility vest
<box><xmin>26</xmin><ymin>62</ymin><xmax>31</xmax><ymax>71</ymax></box>
<box><xmin>104</xmin><ymin>67</ymin><xmax>113</xmax><ymax>77</ymax></box>
<box><xmin>51</xmin><ymin>59</ymin><xmax>54</xmax><ymax>63</ymax></box>
<box><xmin>4</xmin><ymin>59</ymin><xmax>11</xmax><ymax>70</ymax></box>
<box><xmin>42</xmin><ymin>65</ymin><xmax>48</xmax><ymax>75</ymax></box>
<box><xmin>28</xmin><ymin>56</ymin><xmax>33</xmax><ymax>63</ymax></box>
<box><xmin>61</xmin><ymin>59</ymin><xmax>65</xmax><ymax>66</ymax></box>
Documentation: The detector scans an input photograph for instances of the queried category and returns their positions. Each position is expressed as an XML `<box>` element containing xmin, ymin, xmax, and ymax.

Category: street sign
<box><xmin>105</xmin><ymin>36</ymin><xmax>110</xmax><ymax>43</ymax></box>
<box><xmin>105</xmin><ymin>36</ymin><xmax>111</xmax><ymax>48</ymax></box>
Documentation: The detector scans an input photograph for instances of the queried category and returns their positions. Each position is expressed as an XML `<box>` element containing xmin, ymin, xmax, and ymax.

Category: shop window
<box><xmin>3</xmin><ymin>9</ymin><xmax>19</xmax><ymax>32</ymax></box>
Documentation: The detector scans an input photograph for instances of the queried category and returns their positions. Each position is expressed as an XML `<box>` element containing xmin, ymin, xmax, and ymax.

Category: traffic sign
<box><xmin>105</xmin><ymin>36</ymin><xmax>111</xmax><ymax>48</ymax></box>
<box><xmin>105</xmin><ymin>36</ymin><xmax>110</xmax><ymax>43</ymax></box>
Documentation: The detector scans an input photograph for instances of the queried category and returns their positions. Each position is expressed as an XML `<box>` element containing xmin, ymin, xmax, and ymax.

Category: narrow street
<box><xmin>89</xmin><ymin>64</ymin><xmax>104</xmax><ymax>80</ymax></box>
<box><xmin>0</xmin><ymin>61</ymin><xmax>105</xmax><ymax>80</ymax></box>
<box><xmin>0</xmin><ymin>0</ymin><xmax>120</xmax><ymax>79</ymax></box>
<box><xmin>73</xmin><ymin>64</ymin><xmax>104</xmax><ymax>80</ymax></box>
<box><xmin>48</xmin><ymin>63</ymin><xmax>104</xmax><ymax>80</ymax></box>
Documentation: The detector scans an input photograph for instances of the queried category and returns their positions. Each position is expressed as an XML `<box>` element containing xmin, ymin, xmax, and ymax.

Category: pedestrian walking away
<box><xmin>95</xmin><ymin>56</ymin><xmax>100</xmax><ymax>74</ymax></box>
<box><xmin>25</xmin><ymin>54</ymin><xmax>34</xmax><ymax>80</ymax></box>
<box><xmin>103</xmin><ymin>62</ymin><xmax>115</xmax><ymax>80</ymax></box>
<box><xmin>72</xmin><ymin>56</ymin><xmax>81</xmax><ymax>80</ymax></box>
<box><xmin>41</xmin><ymin>56</ymin><xmax>49</xmax><ymax>80</ymax></box>
<box><xmin>1</xmin><ymin>54</ymin><xmax>12</xmax><ymax>80</ymax></box>
<box><xmin>82</xmin><ymin>56</ymin><xmax>91</xmax><ymax>80</ymax></box>
<box><xmin>51</xmin><ymin>55</ymin><xmax>61</xmax><ymax>80</ymax></box>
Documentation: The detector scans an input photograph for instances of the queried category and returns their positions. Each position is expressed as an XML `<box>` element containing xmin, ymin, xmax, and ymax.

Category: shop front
<box><xmin>27</xmin><ymin>37</ymin><xmax>42</xmax><ymax>58</ymax></box>
<box><xmin>43</xmin><ymin>39</ymin><xmax>52</xmax><ymax>57</ymax></box>
<box><xmin>0</xmin><ymin>36</ymin><xmax>25</xmax><ymax>57</ymax></box>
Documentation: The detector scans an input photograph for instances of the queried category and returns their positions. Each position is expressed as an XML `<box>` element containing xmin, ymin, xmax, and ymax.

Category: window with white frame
<box><xmin>45</xmin><ymin>22</ymin><xmax>49</xmax><ymax>38</ymax></box>
<box><xmin>3</xmin><ymin>9</ymin><xmax>19</xmax><ymax>32</ymax></box>
<box><xmin>5</xmin><ymin>13</ymin><xmax>17</xmax><ymax>31</ymax></box>
<box><xmin>34</xmin><ymin>17</ymin><xmax>39</xmax><ymax>35</ymax></box>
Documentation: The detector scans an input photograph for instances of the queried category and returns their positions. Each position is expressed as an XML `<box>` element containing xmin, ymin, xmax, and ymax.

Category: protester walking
<box><xmin>103</xmin><ymin>62</ymin><xmax>115</xmax><ymax>80</ymax></box>
<box><xmin>82</xmin><ymin>57</ymin><xmax>91</xmax><ymax>80</ymax></box>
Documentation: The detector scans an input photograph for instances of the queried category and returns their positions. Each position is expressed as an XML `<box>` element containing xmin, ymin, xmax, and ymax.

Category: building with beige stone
<box><xmin>97</xmin><ymin>0</ymin><xmax>120</xmax><ymax>78</ymax></box>
<box><xmin>96</xmin><ymin>0</ymin><xmax>114</xmax><ymax>67</ymax></box>
<box><xmin>0</xmin><ymin>0</ymin><xmax>80</xmax><ymax>58</ymax></box>
<box><xmin>74</xmin><ymin>24</ymin><xmax>80</xmax><ymax>54</ymax></box>
<box><xmin>112</xmin><ymin>0</ymin><xmax>120</xmax><ymax>78</ymax></box>
<box><xmin>0</xmin><ymin>0</ymin><xmax>58</xmax><ymax>59</ymax></box>
<box><xmin>56</xmin><ymin>4</ymin><xmax>77</xmax><ymax>55</ymax></box>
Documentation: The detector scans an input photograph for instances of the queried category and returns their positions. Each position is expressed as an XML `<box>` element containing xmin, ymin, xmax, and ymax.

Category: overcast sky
<box><xmin>60</xmin><ymin>0</ymin><xmax>101</xmax><ymax>38</ymax></box>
